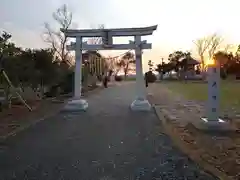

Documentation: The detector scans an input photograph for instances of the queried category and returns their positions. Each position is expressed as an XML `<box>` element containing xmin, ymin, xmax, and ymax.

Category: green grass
<box><xmin>125</xmin><ymin>77</ymin><xmax>136</xmax><ymax>81</ymax></box>
<box><xmin>165</xmin><ymin>81</ymin><xmax>240</xmax><ymax>109</ymax></box>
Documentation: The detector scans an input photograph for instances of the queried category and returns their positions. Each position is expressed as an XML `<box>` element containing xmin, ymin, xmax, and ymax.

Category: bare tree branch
<box><xmin>193</xmin><ymin>37</ymin><xmax>211</xmax><ymax>68</ymax></box>
<box><xmin>193</xmin><ymin>33</ymin><xmax>223</xmax><ymax>70</ymax></box>
<box><xmin>223</xmin><ymin>44</ymin><xmax>234</xmax><ymax>53</ymax></box>
<box><xmin>88</xmin><ymin>24</ymin><xmax>105</xmax><ymax>45</ymax></box>
<box><xmin>43</xmin><ymin>4</ymin><xmax>72</xmax><ymax>65</ymax></box>
<box><xmin>207</xmin><ymin>33</ymin><xmax>223</xmax><ymax>59</ymax></box>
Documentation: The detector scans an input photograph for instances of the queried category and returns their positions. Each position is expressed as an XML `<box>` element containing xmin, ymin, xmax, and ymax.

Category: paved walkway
<box><xmin>0</xmin><ymin>82</ymin><xmax>218</xmax><ymax>180</ymax></box>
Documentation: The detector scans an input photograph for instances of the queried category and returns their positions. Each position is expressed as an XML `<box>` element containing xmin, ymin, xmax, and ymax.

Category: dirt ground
<box><xmin>0</xmin><ymin>98</ymin><xmax>66</xmax><ymax>138</ymax></box>
<box><xmin>148</xmin><ymin>82</ymin><xmax>240</xmax><ymax>180</ymax></box>
<box><xmin>0</xmin><ymin>85</ymin><xmax>103</xmax><ymax>139</ymax></box>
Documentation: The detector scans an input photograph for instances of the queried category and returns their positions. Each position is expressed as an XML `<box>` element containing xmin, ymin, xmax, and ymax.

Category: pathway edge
<box><xmin>0</xmin><ymin>85</ymin><xmax>105</xmax><ymax>141</ymax></box>
<box><xmin>153</xmin><ymin>105</ymin><xmax>234</xmax><ymax>180</ymax></box>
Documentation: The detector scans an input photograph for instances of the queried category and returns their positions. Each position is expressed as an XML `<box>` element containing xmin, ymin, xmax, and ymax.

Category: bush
<box><xmin>146</xmin><ymin>71</ymin><xmax>156</xmax><ymax>83</ymax></box>
<box><xmin>44</xmin><ymin>84</ymin><xmax>61</xmax><ymax>97</ymax></box>
<box><xmin>236</xmin><ymin>73</ymin><xmax>240</xmax><ymax>80</ymax></box>
<box><xmin>220</xmin><ymin>68</ymin><xmax>227</xmax><ymax>80</ymax></box>
<box><xmin>59</xmin><ymin>71</ymin><xmax>74</xmax><ymax>94</ymax></box>
<box><xmin>115</xmin><ymin>75</ymin><xmax>123</xmax><ymax>81</ymax></box>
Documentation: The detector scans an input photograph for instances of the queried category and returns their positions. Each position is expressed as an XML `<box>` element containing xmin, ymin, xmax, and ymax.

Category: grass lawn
<box><xmin>125</xmin><ymin>77</ymin><xmax>136</xmax><ymax>81</ymax></box>
<box><xmin>165</xmin><ymin>80</ymin><xmax>240</xmax><ymax>109</ymax></box>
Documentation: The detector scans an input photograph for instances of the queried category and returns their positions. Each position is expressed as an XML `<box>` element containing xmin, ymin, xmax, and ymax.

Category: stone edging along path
<box><xmin>152</xmin><ymin>105</ymin><xmax>234</xmax><ymax>180</ymax></box>
<box><xmin>0</xmin><ymin>85</ymin><xmax>105</xmax><ymax>141</ymax></box>
<box><xmin>148</xmin><ymin>83</ymin><xmax>238</xmax><ymax>180</ymax></box>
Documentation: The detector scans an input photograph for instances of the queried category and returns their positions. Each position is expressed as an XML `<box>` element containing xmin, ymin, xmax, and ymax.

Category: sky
<box><xmin>1</xmin><ymin>0</ymin><xmax>240</xmax><ymax>72</ymax></box>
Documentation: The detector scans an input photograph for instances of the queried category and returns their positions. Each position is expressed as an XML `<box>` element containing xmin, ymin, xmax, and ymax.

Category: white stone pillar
<box><xmin>63</xmin><ymin>36</ymin><xmax>88</xmax><ymax>111</ymax></box>
<box><xmin>135</xmin><ymin>36</ymin><xmax>146</xmax><ymax>100</ymax></box>
<box><xmin>74</xmin><ymin>36</ymin><xmax>82</xmax><ymax>98</ymax></box>
<box><xmin>207</xmin><ymin>65</ymin><xmax>220</xmax><ymax>121</ymax></box>
<box><xmin>130</xmin><ymin>36</ymin><xmax>151</xmax><ymax>111</ymax></box>
<box><xmin>194</xmin><ymin>63</ymin><xmax>234</xmax><ymax>131</ymax></box>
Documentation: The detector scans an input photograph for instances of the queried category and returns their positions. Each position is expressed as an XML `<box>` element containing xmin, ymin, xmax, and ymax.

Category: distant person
<box><xmin>144</xmin><ymin>72</ymin><xmax>148</xmax><ymax>87</ymax></box>
<box><xmin>103</xmin><ymin>74</ymin><xmax>108</xmax><ymax>88</ymax></box>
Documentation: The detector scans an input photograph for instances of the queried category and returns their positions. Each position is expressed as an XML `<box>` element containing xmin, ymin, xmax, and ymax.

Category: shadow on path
<box><xmin>0</xmin><ymin>82</ymin><xmax>218</xmax><ymax>180</ymax></box>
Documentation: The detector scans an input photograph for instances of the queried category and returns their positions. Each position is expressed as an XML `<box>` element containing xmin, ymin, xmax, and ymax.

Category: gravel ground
<box><xmin>0</xmin><ymin>82</ymin><xmax>218</xmax><ymax>180</ymax></box>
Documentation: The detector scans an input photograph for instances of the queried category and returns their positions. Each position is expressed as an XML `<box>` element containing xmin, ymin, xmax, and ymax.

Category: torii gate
<box><xmin>61</xmin><ymin>25</ymin><xmax>157</xmax><ymax>111</ymax></box>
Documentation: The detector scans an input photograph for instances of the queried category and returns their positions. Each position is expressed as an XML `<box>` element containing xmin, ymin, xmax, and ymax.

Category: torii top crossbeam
<box><xmin>61</xmin><ymin>25</ymin><xmax>158</xmax><ymax>37</ymax></box>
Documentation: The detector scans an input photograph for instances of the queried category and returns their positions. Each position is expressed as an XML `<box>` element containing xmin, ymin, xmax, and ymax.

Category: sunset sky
<box><xmin>1</xmin><ymin>0</ymin><xmax>240</xmax><ymax>72</ymax></box>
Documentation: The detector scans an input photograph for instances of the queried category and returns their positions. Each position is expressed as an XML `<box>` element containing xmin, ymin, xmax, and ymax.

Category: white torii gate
<box><xmin>61</xmin><ymin>25</ymin><xmax>157</xmax><ymax>111</ymax></box>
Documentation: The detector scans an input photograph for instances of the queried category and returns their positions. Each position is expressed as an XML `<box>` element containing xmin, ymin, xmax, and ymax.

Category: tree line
<box><xmin>156</xmin><ymin>33</ymin><xmax>240</xmax><ymax>79</ymax></box>
<box><xmin>0</xmin><ymin>4</ymin><xmax>114</xmax><ymax>111</ymax></box>
<box><xmin>0</xmin><ymin>31</ymin><xmax>73</xmax><ymax>93</ymax></box>
<box><xmin>0</xmin><ymin>3</ymin><xmax>139</xmax><ymax>109</ymax></box>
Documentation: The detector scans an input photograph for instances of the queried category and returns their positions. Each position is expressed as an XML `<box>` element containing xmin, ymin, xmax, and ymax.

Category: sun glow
<box><xmin>205</xmin><ymin>58</ymin><xmax>215</xmax><ymax>65</ymax></box>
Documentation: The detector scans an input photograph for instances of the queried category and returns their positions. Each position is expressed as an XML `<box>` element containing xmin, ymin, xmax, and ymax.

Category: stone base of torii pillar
<box><xmin>63</xmin><ymin>98</ymin><xmax>88</xmax><ymax>112</ymax></box>
<box><xmin>130</xmin><ymin>98</ymin><xmax>151</xmax><ymax>111</ymax></box>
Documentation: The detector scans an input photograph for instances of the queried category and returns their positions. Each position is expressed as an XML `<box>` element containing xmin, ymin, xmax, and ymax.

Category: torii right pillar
<box><xmin>130</xmin><ymin>35</ymin><xmax>151</xmax><ymax>111</ymax></box>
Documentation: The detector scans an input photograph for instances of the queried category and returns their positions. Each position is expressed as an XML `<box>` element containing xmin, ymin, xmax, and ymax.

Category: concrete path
<box><xmin>0</xmin><ymin>82</ymin><xmax>218</xmax><ymax>180</ymax></box>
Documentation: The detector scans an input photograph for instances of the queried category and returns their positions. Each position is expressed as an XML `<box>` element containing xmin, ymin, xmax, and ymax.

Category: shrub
<box><xmin>146</xmin><ymin>71</ymin><xmax>156</xmax><ymax>83</ymax></box>
<box><xmin>115</xmin><ymin>75</ymin><xmax>123</xmax><ymax>81</ymax></box>
<box><xmin>59</xmin><ymin>71</ymin><xmax>74</xmax><ymax>94</ymax></box>
<box><xmin>236</xmin><ymin>73</ymin><xmax>240</xmax><ymax>80</ymax></box>
<box><xmin>220</xmin><ymin>68</ymin><xmax>227</xmax><ymax>80</ymax></box>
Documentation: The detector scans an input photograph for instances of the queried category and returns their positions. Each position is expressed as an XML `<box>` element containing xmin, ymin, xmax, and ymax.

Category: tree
<box><xmin>156</xmin><ymin>62</ymin><xmax>174</xmax><ymax>76</ymax></box>
<box><xmin>88</xmin><ymin>24</ymin><xmax>105</xmax><ymax>45</ymax></box>
<box><xmin>148</xmin><ymin>60</ymin><xmax>154</xmax><ymax>71</ymax></box>
<box><xmin>179</xmin><ymin>52</ymin><xmax>193</xmax><ymax>81</ymax></box>
<box><xmin>214</xmin><ymin>51</ymin><xmax>229</xmax><ymax>66</ymax></box>
<box><xmin>168</xmin><ymin>51</ymin><xmax>185</xmax><ymax>77</ymax></box>
<box><xmin>0</xmin><ymin>32</ymin><xmax>35</xmax><ymax>108</ymax></box>
<box><xmin>155</xmin><ymin>59</ymin><xmax>165</xmax><ymax>80</ymax></box>
<box><xmin>43</xmin><ymin>4</ymin><xmax>72</xmax><ymax>65</ymax></box>
<box><xmin>33</xmin><ymin>48</ymin><xmax>59</xmax><ymax>86</ymax></box>
<box><xmin>118</xmin><ymin>52</ymin><xmax>135</xmax><ymax>79</ymax></box>
<box><xmin>193</xmin><ymin>33</ymin><xmax>223</xmax><ymax>71</ymax></box>
<box><xmin>179</xmin><ymin>52</ymin><xmax>190</xmax><ymax>70</ymax></box>
<box><xmin>193</xmin><ymin>37</ymin><xmax>210</xmax><ymax>70</ymax></box>
<box><xmin>207</xmin><ymin>33</ymin><xmax>223</xmax><ymax>61</ymax></box>
<box><xmin>0</xmin><ymin>32</ymin><xmax>13</xmax><ymax>107</ymax></box>
<box><xmin>166</xmin><ymin>50</ymin><xmax>198</xmax><ymax>80</ymax></box>
<box><xmin>214</xmin><ymin>50</ymin><xmax>240</xmax><ymax>78</ymax></box>
<box><xmin>223</xmin><ymin>44</ymin><xmax>234</xmax><ymax>53</ymax></box>
<box><xmin>0</xmin><ymin>31</ymin><xmax>12</xmax><ymax>62</ymax></box>
<box><xmin>145</xmin><ymin>71</ymin><xmax>157</xmax><ymax>83</ymax></box>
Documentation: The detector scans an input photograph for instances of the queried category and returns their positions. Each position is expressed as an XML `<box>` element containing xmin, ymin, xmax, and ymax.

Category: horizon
<box><xmin>1</xmin><ymin>0</ymin><xmax>240</xmax><ymax>72</ymax></box>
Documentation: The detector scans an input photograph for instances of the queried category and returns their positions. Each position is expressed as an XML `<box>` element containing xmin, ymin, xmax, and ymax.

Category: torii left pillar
<box><xmin>130</xmin><ymin>35</ymin><xmax>151</xmax><ymax>111</ymax></box>
<box><xmin>63</xmin><ymin>37</ymin><xmax>88</xmax><ymax>111</ymax></box>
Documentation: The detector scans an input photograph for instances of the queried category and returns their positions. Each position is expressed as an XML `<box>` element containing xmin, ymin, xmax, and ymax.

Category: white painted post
<box><xmin>207</xmin><ymin>64</ymin><xmax>220</xmax><ymax>121</ymax></box>
<box><xmin>134</xmin><ymin>35</ymin><xmax>146</xmax><ymax>100</ymax></box>
<box><xmin>130</xmin><ymin>36</ymin><xmax>151</xmax><ymax>111</ymax></box>
<box><xmin>74</xmin><ymin>37</ymin><xmax>82</xmax><ymax>98</ymax></box>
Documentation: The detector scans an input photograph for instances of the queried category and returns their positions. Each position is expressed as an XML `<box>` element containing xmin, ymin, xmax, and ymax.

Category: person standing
<box><xmin>103</xmin><ymin>73</ymin><xmax>108</xmax><ymax>88</ymax></box>
<box><xmin>144</xmin><ymin>72</ymin><xmax>148</xmax><ymax>87</ymax></box>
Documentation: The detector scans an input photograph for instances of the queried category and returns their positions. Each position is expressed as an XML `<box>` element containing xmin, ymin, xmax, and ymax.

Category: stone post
<box><xmin>192</xmin><ymin>63</ymin><xmax>234</xmax><ymax>131</ymax></box>
<box><xmin>135</xmin><ymin>36</ymin><xmax>146</xmax><ymax>100</ymax></box>
<box><xmin>207</xmin><ymin>64</ymin><xmax>220</xmax><ymax>121</ymax></box>
<box><xmin>130</xmin><ymin>36</ymin><xmax>151</xmax><ymax>111</ymax></box>
<box><xmin>63</xmin><ymin>36</ymin><xmax>88</xmax><ymax>111</ymax></box>
<box><xmin>74</xmin><ymin>37</ymin><xmax>82</xmax><ymax>98</ymax></box>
